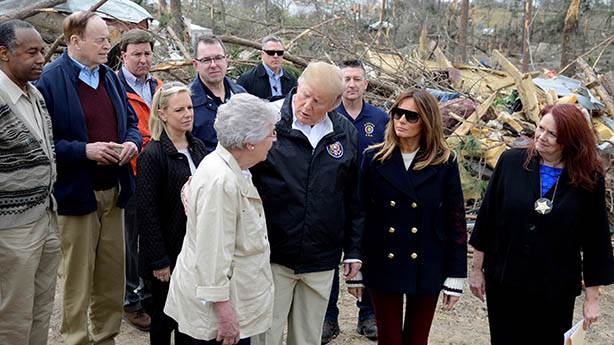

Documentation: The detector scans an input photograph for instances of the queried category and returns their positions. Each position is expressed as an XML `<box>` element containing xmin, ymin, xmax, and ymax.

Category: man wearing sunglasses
<box><xmin>237</xmin><ymin>35</ymin><xmax>297</xmax><ymax>101</ymax></box>
<box><xmin>321</xmin><ymin>59</ymin><xmax>388</xmax><ymax>344</ymax></box>
<box><xmin>190</xmin><ymin>35</ymin><xmax>245</xmax><ymax>153</ymax></box>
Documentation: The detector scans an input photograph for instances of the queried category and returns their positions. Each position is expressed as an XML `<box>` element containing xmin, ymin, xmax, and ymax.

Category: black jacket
<box><xmin>237</xmin><ymin>62</ymin><xmax>297</xmax><ymax>101</ymax></box>
<box><xmin>360</xmin><ymin>148</ymin><xmax>467</xmax><ymax>294</ymax></box>
<box><xmin>470</xmin><ymin>148</ymin><xmax>614</xmax><ymax>296</ymax></box>
<box><xmin>136</xmin><ymin>131</ymin><xmax>207</xmax><ymax>279</ymax></box>
<box><xmin>251</xmin><ymin>89</ymin><xmax>364</xmax><ymax>273</ymax></box>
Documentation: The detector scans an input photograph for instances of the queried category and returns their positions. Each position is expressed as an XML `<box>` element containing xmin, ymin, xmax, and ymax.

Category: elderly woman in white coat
<box><xmin>164</xmin><ymin>93</ymin><xmax>280</xmax><ymax>345</ymax></box>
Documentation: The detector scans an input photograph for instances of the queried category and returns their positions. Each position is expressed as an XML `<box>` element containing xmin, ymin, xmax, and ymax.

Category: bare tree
<box><xmin>169</xmin><ymin>0</ymin><xmax>184</xmax><ymax>43</ymax></box>
<box><xmin>158</xmin><ymin>0</ymin><xmax>167</xmax><ymax>17</ymax></box>
<box><xmin>560</xmin><ymin>0</ymin><xmax>580</xmax><ymax>75</ymax></box>
<box><xmin>456</xmin><ymin>0</ymin><xmax>469</xmax><ymax>63</ymax></box>
<box><xmin>521</xmin><ymin>0</ymin><xmax>532</xmax><ymax>72</ymax></box>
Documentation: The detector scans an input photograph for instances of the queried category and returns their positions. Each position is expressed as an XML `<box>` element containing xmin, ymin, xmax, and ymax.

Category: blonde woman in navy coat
<box><xmin>352</xmin><ymin>89</ymin><xmax>467</xmax><ymax>345</ymax></box>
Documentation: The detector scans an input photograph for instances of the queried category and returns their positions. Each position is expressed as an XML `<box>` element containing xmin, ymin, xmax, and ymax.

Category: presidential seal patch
<box><xmin>364</xmin><ymin>122</ymin><xmax>375</xmax><ymax>137</ymax></box>
<box><xmin>326</xmin><ymin>141</ymin><xmax>344</xmax><ymax>159</ymax></box>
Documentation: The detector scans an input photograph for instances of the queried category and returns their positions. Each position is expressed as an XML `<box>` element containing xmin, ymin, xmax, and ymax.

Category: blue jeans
<box><xmin>324</xmin><ymin>266</ymin><xmax>375</xmax><ymax>322</ymax></box>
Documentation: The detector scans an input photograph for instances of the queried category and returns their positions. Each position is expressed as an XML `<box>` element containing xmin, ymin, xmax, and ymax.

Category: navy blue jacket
<box><xmin>360</xmin><ymin>148</ymin><xmax>467</xmax><ymax>294</ymax></box>
<box><xmin>336</xmin><ymin>101</ymin><xmax>388</xmax><ymax>156</ymax></box>
<box><xmin>251</xmin><ymin>89</ymin><xmax>364</xmax><ymax>273</ymax></box>
<box><xmin>190</xmin><ymin>75</ymin><xmax>245</xmax><ymax>153</ymax></box>
<box><xmin>36</xmin><ymin>52</ymin><xmax>142</xmax><ymax>216</ymax></box>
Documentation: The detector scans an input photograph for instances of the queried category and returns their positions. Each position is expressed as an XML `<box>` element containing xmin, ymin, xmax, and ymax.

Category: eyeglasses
<box><xmin>391</xmin><ymin>107</ymin><xmax>421</xmax><ymax>123</ymax></box>
<box><xmin>263</xmin><ymin>50</ymin><xmax>284</xmax><ymax>57</ymax></box>
<box><xmin>196</xmin><ymin>55</ymin><xmax>226</xmax><ymax>65</ymax></box>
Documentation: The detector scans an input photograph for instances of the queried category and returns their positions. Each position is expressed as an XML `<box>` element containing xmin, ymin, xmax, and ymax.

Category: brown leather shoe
<box><xmin>123</xmin><ymin>310</ymin><xmax>151</xmax><ymax>331</ymax></box>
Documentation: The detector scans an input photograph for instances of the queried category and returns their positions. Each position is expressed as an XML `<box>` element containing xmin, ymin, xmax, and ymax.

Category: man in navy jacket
<box><xmin>322</xmin><ymin>59</ymin><xmax>388</xmax><ymax>343</ymax></box>
<box><xmin>237</xmin><ymin>35</ymin><xmax>297</xmax><ymax>101</ymax></box>
<box><xmin>36</xmin><ymin>12</ymin><xmax>142</xmax><ymax>345</ymax></box>
<box><xmin>251</xmin><ymin>62</ymin><xmax>363</xmax><ymax>345</ymax></box>
<box><xmin>190</xmin><ymin>35</ymin><xmax>244</xmax><ymax>153</ymax></box>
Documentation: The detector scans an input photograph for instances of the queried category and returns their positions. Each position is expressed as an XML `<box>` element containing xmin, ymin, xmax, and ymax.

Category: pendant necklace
<box><xmin>534</xmin><ymin>173</ymin><xmax>560</xmax><ymax>215</ymax></box>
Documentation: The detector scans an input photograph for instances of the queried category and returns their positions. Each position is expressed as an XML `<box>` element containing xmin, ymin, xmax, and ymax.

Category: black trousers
<box><xmin>485</xmin><ymin>276</ymin><xmax>576</xmax><ymax>345</ymax></box>
<box><xmin>149</xmin><ymin>278</ymin><xmax>191</xmax><ymax>345</ymax></box>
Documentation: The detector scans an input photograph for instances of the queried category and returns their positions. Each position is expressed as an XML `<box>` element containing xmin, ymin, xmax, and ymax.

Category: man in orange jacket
<box><xmin>117</xmin><ymin>29</ymin><xmax>162</xmax><ymax>332</ymax></box>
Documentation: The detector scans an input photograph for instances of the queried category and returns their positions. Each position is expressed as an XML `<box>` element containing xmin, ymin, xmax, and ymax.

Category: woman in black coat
<box><xmin>137</xmin><ymin>82</ymin><xmax>207</xmax><ymax>345</ymax></box>
<box><xmin>353</xmin><ymin>89</ymin><xmax>467</xmax><ymax>345</ymax></box>
<box><xmin>469</xmin><ymin>104</ymin><xmax>614</xmax><ymax>345</ymax></box>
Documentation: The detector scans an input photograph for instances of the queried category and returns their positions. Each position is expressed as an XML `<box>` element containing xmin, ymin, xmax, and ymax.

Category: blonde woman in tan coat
<box><xmin>164</xmin><ymin>93</ymin><xmax>280</xmax><ymax>345</ymax></box>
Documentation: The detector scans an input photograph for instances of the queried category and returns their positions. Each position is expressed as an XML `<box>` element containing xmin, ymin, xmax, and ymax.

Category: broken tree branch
<box><xmin>0</xmin><ymin>0</ymin><xmax>66</xmax><ymax>22</ymax></box>
<box><xmin>577</xmin><ymin>58</ymin><xmax>614</xmax><ymax>116</ymax></box>
<box><xmin>559</xmin><ymin>33</ymin><xmax>614</xmax><ymax>76</ymax></box>
<box><xmin>286</xmin><ymin>16</ymin><xmax>341</xmax><ymax>51</ymax></box>
<box><xmin>167</xmin><ymin>26</ymin><xmax>191</xmax><ymax>60</ymax></box>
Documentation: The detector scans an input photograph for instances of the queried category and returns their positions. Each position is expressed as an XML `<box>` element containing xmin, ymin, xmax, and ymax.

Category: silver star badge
<box><xmin>534</xmin><ymin>198</ymin><xmax>552</xmax><ymax>215</ymax></box>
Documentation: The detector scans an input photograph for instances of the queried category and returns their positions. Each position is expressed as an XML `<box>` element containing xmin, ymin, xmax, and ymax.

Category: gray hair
<box><xmin>261</xmin><ymin>35</ymin><xmax>283</xmax><ymax>49</ymax></box>
<box><xmin>214</xmin><ymin>93</ymin><xmax>280</xmax><ymax>150</ymax></box>
<box><xmin>0</xmin><ymin>19</ymin><xmax>35</xmax><ymax>52</ymax></box>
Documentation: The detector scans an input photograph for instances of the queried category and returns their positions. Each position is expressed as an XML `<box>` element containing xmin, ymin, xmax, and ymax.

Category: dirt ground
<box><xmin>48</xmin><ymin>265</ymin><xmax>614</xmax><ymax>345</ymax></box>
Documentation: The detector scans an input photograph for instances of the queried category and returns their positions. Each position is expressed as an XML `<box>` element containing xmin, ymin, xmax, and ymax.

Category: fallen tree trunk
<box><xmin>0</xmin><ymin>0</ymin><xmax>66</xmax><ymax>22</ymax></box>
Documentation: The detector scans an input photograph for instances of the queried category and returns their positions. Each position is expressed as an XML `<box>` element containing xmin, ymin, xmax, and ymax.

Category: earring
<box><xmin>249</xmin><ymin>145</ymin><xmax>255</xmax><ymax>150</ymax></box>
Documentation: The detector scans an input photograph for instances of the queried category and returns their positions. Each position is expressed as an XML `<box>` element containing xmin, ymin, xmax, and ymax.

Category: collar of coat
<box><xmin>213</xmin><ymin>144</ymin><xmax>261</xmax><ymax>199</ymax></box>
<box><xmin>371</xmin><ymin>147</ymin><xmax>440</xmax><ymax>199</ymax></box>
<box><xmin>159</xmin><ymin>130</ymin><xmax>199</xmax><ymax>156</ymax></box>
<box><xmin>189</xmin><ymin>75</ymin><xmax>242</xmax><ymax>108</ymax></box>
<box><xmin>117</xmin><ymin>68</ymin><xmax>161</xmax><ymax>104</ymax></box>
<box><xmin>522</xmin><ymin>148</ymin><xmax>571</xmax><ymax>202</ymax></box>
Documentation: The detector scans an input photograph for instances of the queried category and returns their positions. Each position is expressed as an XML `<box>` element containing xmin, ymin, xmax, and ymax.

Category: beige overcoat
<box><xmin>164</xmin><ymin>145</ymin><xmax>274</xmax><ymax>341</ymax></box>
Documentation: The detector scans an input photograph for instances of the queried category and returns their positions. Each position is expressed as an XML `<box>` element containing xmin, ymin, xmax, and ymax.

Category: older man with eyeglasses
<box><xmin>35</xmin><ymin>11</ymin><xmax>142</xmax><ymax>345</ymax></box>
<box><xmin>190</xmin><ymin>35</ymin><xmax>245</xmax><ymax>153</ymax></box>
<box><xmin>237</xmin><ymin>35</ymin><xmax>297</xmax><ymax>102</ymax></box>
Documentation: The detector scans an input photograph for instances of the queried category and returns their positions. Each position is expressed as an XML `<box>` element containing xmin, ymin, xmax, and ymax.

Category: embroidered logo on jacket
<box><xmin>364</xmin><ymin>122</ymin><xmax>375</xmax><ymax>137</ymax></box>
<box><xmin>326</xmin><ymin>141</ymin><xmax>344</xmax><ymax>159</ymax></box>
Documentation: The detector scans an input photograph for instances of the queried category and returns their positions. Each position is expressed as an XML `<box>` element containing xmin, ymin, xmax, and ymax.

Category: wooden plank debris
<box><xmin>447</xmin><ymin>92</ymin><xmax>498</xmax><ymax>146</ymax></box>
<box><xmin>577</xmin><ymin>58</ymin><xmax>614</xmax><ymax>116</ymax></box>
<box><xmin>493</xmin><ymin>49</ymin><xmax>540</xmax><ymax>124</ymax></box>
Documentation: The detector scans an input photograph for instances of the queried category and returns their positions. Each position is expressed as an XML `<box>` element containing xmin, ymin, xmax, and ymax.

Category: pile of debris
<box><xmin>359</xmin><ymin>44</ymin><xmax>614</xmax><ymax>227</ymax></box>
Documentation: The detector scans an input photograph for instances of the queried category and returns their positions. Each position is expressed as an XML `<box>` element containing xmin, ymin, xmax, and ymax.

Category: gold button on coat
<box><xmin>388</xmin><ymin>227</ymin><xmax>395</xmax><ymax>234</ymax></box>
<box><xmin>411</xmin><ymin>227</ymin><xmax>418</xmax><ymax>234</ymax></box>
<box><xmin>410</xmin><ymin>252</ymin><xmax>418</xmax><ymax>259</ymax></box>
<box><xmin>389</xmin><ymin>200</ymin><xmax>396</xmax><ymax>207</ymax></box>
<box><xmin>411</xmin><ymin>202</ymin><xmax>418</xmax><ymax>208</ymax></box>
<box><xmin>387</xmin><ymin>253</ymin><xmax>395</xmax><ymax>259</ymax></box>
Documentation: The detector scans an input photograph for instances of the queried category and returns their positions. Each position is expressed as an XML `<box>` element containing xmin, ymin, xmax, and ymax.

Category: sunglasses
<box><xmin>391</xmin><ymin>108</ymin><xmax>421</xmax><ymax>123</ymax></box>
<box><xmin>263</xmin><ymin>50</ymin><xmax>284</xmax><ymax>57</ymax></box>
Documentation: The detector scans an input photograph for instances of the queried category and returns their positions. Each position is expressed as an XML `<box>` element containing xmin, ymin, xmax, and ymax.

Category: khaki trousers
<box><xmin>58</xmin><ymin>187</ymin><xmax>125</xmax><ymax>345</ymax></box>
<box><xmin>0</xmin><ymin>209</ymin><xmax>60</xmax><ymax>345</ymax></box>
<box><xmin>255</xmin><ymin>264</ymin><xmax>334</xmax><ymax>345</ymax></box>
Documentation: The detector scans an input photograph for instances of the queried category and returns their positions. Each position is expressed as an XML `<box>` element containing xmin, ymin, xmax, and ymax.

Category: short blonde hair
<box><xmin>298</xmin><ymin>61</ymin><xmax>344</xmax><ymax>103</ymax></box>
<box><xmin>149</xmin><ymin>81</ymin><xmax>192</xmax><ymax>141</ymax></box>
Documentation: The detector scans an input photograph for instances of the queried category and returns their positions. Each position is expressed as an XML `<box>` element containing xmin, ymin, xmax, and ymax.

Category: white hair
<box><xmin>214</xmin><ymin>93</ymin><xmax>280</xmax><ymax>150</ymax></box>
